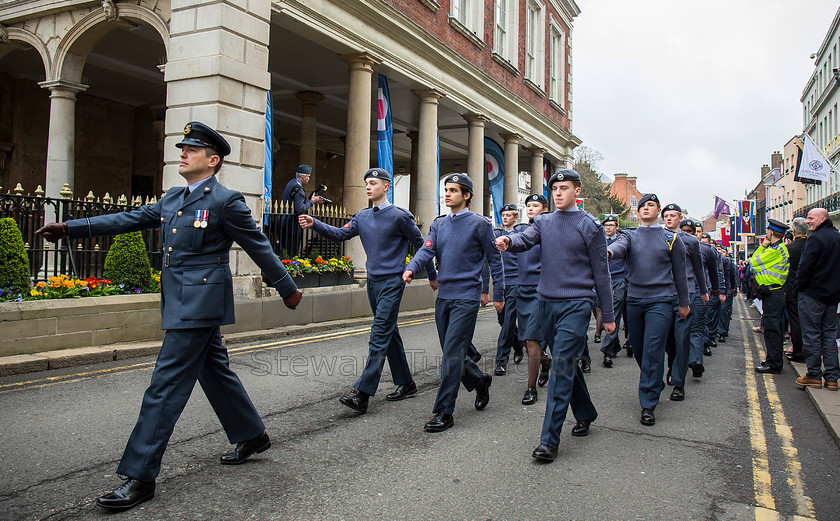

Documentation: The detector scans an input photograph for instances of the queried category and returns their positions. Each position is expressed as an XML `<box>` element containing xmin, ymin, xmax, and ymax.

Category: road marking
<box><xmin>0</xmin><ymin>309</ymin><xmax>492</xmax><ymax>394</ymax></box>
<box><xmin>739</xmin><ymin>298</ymin><xmax>816</xmax><ymax>520</ymax></box>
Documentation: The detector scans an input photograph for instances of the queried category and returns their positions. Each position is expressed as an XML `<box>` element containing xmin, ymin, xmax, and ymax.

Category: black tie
<box><xmin>184</xmin><ymin>187</ymin><xmax>190</xmax><ymax>198</ymax></box>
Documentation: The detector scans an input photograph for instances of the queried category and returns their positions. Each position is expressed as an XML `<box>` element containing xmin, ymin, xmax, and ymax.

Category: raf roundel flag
<box><xmin>484</xmin><ymin>137</ymin><xmax>505</xmax><ymax>227</ymax></box>
<box><xmin>376</xmin><ymin>74</ymin><xmax>394</xmax><ymax>202</ymax></box>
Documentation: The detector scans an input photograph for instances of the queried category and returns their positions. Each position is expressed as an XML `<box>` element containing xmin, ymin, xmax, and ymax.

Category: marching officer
<box><xmin>600</xmin><ymin>214</ymin><xmax>627</xmax><ymax>368</ymax></box>
<box><xmin>300</xmin><ymin>168</ymin><xmax>438</xmax><ymax>413</ymax></box>
<box><xmin>699</xmin><ymin>233</ymin><xmax>726</xmax><ymax>356</ymax></box>
<box><xmin>680</xmin><ymin>220</ymin><xmax>720</xmax><ymax>379</ymax></box>
<box><xmin>751</xmin><ymin>218</ymin><xmax>790</xmax><ymax>374</ymax></box>
<box><xmin>36</xmin><ymin>122</ymin><xmax>303</xmax><ymax>511</ymax></box>
<box><xmin>494</xmin><ymin>203</ymin><xmax>526</xmax><ymax>375</ymax></box>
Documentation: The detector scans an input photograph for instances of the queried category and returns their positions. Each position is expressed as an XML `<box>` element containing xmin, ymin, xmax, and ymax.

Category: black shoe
<box><xmin>469</xmin><ymin>351</ymin><xmax>482</xmax><ymax>363</ymax></box>
<box><xmin>708</xmin><ymin>340</ymin><xmax>717</xmax><ymax>348</ymax></box>
<box><xmin>424</xmin><ymin>412</ymin><xmax>454</xmax><ymax>432</ymax></box>
<box><xmin>594</xmin><ymin>334</ymin><xmax>601</xmax><ymax>343</ymax></box>
<box><xmin>339</xmin><ymin>390</ymin><xmax>370</xmax><ymax>413</ymax></box>
<box><xmin>640</xmin><ymin>408</ymin><xmax>656</xmax><ymax>426</ymax></box>
<box><xmin>538</xmin><ymin>362</ymin><xmax>550</xmax><ymax>387</ymax></box>
<box><xmin>494</xmin><ymin>365</ymin><xmax>507</xmax><ymax>376</ymax></box>
<box><xmin>513</xmin><ymin>350</ymin><xmax>524</xmax><ymax>365</ymax></box>
<box><xmin>670</xmin><ymin>387</ymin><xmax>685</xmax><ymax>401</ymax></box>
<box><xmin>786</xmin><ymin>354</ymin><xmax>805</xmax><ymax>363</ymax></box>
<box><xmin>625</xmin><ymin>342</ymin><xmax>633</xmax><ymax>357</ymax></box>
<box><xmin>571</xmin><ymin>417</ymin><xmax>595</xmax><ymax>436</ymax></box>
<box><xmin>385</xmin><ymin>381</ymin><xmax>417</xmax><ymax>401</ymax></box>
<box><xmin>603</xmin><ymin>355</ymin><xmax>613</xmax><ymax>368</ymax></box>
<box><xmin>666</xmin><ymin>370</ymin><xmax>672</xmax><ymax>386</ymax></box>
<box><xmin>718</xmin><ymin>335</ymin><xmax>727</xmax><ymax>343</ymax></box>
<box><xmin>475</xmin><ymin>374</ymin><xmax>492</xmax><ymax>410</ymax></box>
<box><xmin>522</xmin><ymin>387</ymin><xmax>538</xmax><ymax>405</ymax></box>
<box><xmin>220</xmin><ymin>432</ymin><xmax>271</xmax><ymax>465</ymax></box>
<box><xmin>690</xmin><ymin>362</ymin><xmax>705</xmax><ymax>378</ymax></box>
<box><xmin>96</xmin><ymin>479</ymin><xmax>155</xmax><ymax>511</ymax></box>
<box><xmin>532</xmin><ymin>444</ymin><xmax>558</xmax><ymax>462</ymax></box>
<box><xmin>579</xmin><ymin>358</ymin><xmax>591</xmax><ymax>374</ymax></box>
<box><xmin>704</xmin><ymin>345</ymin><xmax>712</xmax><ymax>356</ymax></box>
<box><xmin>755</xmin><ymin>363</ymin><xmax>782</xmax><ymax>374</ymax></box>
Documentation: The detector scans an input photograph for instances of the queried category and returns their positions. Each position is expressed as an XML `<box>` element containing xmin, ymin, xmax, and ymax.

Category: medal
<box><xmin>194</xmin><ymin>210</ymin><xmax>202</xmax><ymax>228</ymax></box>
<box><xmin>201</xmin><ymin>221</ymin><xmax>207</xmax><ymax>228</ymax></box>
<box><xmin>194</xmin><ymin>221</ymin><xmax>201</xmax><ymax>228</ymax></box>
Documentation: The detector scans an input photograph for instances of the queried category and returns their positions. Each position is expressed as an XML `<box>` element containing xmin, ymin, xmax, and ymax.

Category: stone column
<box><xmin>39</xmin><ymin>80</ymin><xmax>88</xmax><ymax>199</ymax></box>
<box><xmin>500</xmin><ymin>133</ymin><xmax>521</xmax><ymax>206</ymax></box>
<box><xmin>413</xmin><ymin>89</ymin><xmax>445</xmax><ymax>235</ymax></box>
<box><xmin>407</xmin><ymin>131</ymin><xmax>419</xmax><ymax>215</ymax></box>
<box><xmin>341</xmin><ymin>52</ymin><xmax>380</xmax><ymax>277</ymax></box>
<box><xmin>164</xmin><ymin>0</ymin><xmax>274</xmax><ymax>297</ymax></box>
<box><xmin>464</xmin><ymin>113</ymin><xmax>490</xmax><ymax>217</ymax></box>
<box><xmin>529</xmin><ymin>147</ymin><xmax>545</xmax><ymax>197</ymax></box>
<box><xmin>296</xmin><ymin>91</ymin><xmax>324</xmax><ymax>176</ymax></box>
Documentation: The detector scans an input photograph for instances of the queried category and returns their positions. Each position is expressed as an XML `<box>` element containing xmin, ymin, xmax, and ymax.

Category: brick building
<box><xmin>609</xmin><ymin>172</ymin><xmax>642</xmax><ymax>223</ymax></box>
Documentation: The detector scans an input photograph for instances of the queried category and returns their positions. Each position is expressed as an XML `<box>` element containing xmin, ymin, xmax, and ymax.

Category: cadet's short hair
<box><xmin>205</xmin><ymin>147</ymin><xmax>224</xmax><ymax>174</ymax></box>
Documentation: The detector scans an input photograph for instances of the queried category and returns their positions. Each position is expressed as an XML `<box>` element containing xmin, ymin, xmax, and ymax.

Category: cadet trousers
<box><xmin>354</xmin><ymin>275</ymin><xmax>413</xmax><ymax>396</ymax></box>
<box><xmin>601</xmin><ymin>279</ymin><xmax>626</xmax><ymax>356</ymax></box>
<box><xmin>717</xmin><ymin>294</ymin><xmax>733</xmax><ymax>336</ymax></box>
<box><xmin>539</xmin><ymin>300</ymin><xmax>597</xmax><ymax>449</ymax></box>
<box><xmin>118</xmin><ymin>327</ymin><xmax>264</xmax><ymax>482</ymax></box>
<box><xmin>495</xmin><ymin>284</ymin><xmax>521</xmax><ymax>367</ymax></box>
<box><xmin>706</xmin><ymin>298</ymin><xmax>721</xmax><ymax>344</ymax></box>
<box><xmin>627</xmin><ymin>296</ymin><xmax>675</xmax><ymax>410</ymax></box>
<box><xmin>432</xmin><ymin>299</ymin><xmax>485</xmax><ymax>415</ymax></box>
<box><xmin>667</xmin><ymin>292</ymin><xmax>701</xmax><ymax>388</ymax></box>
<box><xmin>799</xmin><ymin>292</ymin><xmax>840</xmax><ymax>382</ymax></box>
<box><xmin>688</xmin><ymin>298</ymin><xmax>709</xmax><ymax>366</ymax></box>
<box><xmin>760</xmin><ymin>288</ymin><xmax>786</xmax><ymax>370</ymax></box>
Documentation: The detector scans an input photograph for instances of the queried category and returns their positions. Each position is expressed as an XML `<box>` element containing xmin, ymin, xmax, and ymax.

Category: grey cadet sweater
<box><xmin>677</xmin><ymin>230</ymin><xmax>708</xmax><ymax>295</ymax></box>
<box><xmin>608</xmin><ymin>225</ymin><xmax>690</xmax><ymax>307</ymax></box>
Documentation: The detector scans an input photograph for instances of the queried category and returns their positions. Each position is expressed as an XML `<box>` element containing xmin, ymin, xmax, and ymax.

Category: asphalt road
<box><xmin>0</xmin><ymin>297</ymin><xmax>837</xmax><ymax>521</ymax></box>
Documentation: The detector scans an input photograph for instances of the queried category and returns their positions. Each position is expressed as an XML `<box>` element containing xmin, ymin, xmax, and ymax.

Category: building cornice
<box><xmin>547</xmin><ymin>0</ymin><xmax>580</xmax><ymax>29</ymax></box>
<box><xmin>800</xmin><ymin>6</ymin><xmax>840</xmax><ymax>102</ymax></box>
<box><xmin>0</xmin><ymin>0</ymin><xmax>97</xmax><ymax>23</ymax></box>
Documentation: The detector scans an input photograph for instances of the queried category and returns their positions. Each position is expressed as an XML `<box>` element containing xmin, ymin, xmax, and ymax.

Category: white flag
<box><xmin>798</xmin><ymin>133</ymin><xmax>833</xmax><ymax>182</ymax></box>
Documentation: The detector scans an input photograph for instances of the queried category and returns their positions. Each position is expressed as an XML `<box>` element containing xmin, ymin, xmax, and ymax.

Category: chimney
<box><xmin>627</xmin><ymin>176</ymin><xmax>637</xmax><ymax>188</ymax></box>
<box><xmin>760</xmin><ymin>164</ymin><xmax>770</xmax><ymax>177</ymax></box>
<box><xmin>771</xmin><ymin>151</ymin><xmax>782</xmax><ymax>170</ymax></box>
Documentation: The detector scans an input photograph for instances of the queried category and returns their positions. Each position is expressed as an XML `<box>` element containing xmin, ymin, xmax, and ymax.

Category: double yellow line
<box><xmin>740</xmin><ymin>298</ymin><xmax>815</xmax><ymax>520</ymax></box>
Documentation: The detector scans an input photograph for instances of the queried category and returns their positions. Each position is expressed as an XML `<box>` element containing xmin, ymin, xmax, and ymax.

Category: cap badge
<box><xmin>452</xmin><ymin>175</ymin><xmax>459</xmax><ymax>181</ymax></box>
<box><xmin>557</xmin><ymin>173</ymin><xmax>564</xmax><ymax>180</ymax></box>
<box><xmin>424</xmin><ymin>240</ymin><xmax>432</xmax><ymax>248</ymax></box>
<box><xmin>184</xmin><ymin>124</ymin><xmax>191</xmax><ymax>135</ymax></box>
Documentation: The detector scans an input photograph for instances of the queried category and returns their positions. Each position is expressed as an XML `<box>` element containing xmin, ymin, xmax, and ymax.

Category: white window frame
<box><xmin>524</xmin><ymin>0</ymin><xmax>546</xmax><ymax>87</ymax></box>
<box><xmin>493</xmin><ymin>0</ymin><xmax>518</xmax><ymax>65</ymax></box>
<box><xmin>549</xmin><ymin>21</ymin><xmax>564</xmax><ymax>106</ymax></box>
<box><xmin>450</xmin><ymin>0</ymin><xmax>484</xmax><ymax>39</ymax></box>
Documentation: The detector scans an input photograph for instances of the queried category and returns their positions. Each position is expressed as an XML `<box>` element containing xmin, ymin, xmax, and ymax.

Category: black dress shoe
<box><xmin>522</xmin><ymin>387</ymin><xmax>538</xmax><ymax>405</ymax></box>
<box><xmin>666</xmin><ymin>370</ymin><xmax>672</xmax><ymax>385</ymax></box>
<box><xmin>424</xmin><ymin>412</ymin><xmax>454</xmax><ymax>432</ymax></box>
<box><xmin>339</xmin><ymin>390</ymin><xmax>370</xmax><ymax>413</ymax></box>
<box><xmin>708</xmin><ymin>339</ymin><xmax>717</xmax><ymax>347</ymax></box>
<box><xmin>220</xmin><ymin>432</ymin><xmax>271</xmax><ymax>465</ymax></box>
<box><xmin>96</xmin><ymin>478</ymin><xmax>155</xmax><ymax>511</ymax></box>
<box><xmin>571</xmin><ymin>418</ymin><xmax>594</xmax><ymax>436</ymax></box>
<box><xmin>718</xmin><ymin>335</ymin><xmax>727</xmax><ymax>343</ymax></box>
<box><xmin>385</xmin><ymin>381</ymin><xmax>417</xmax><ymax>401</ymax></box>
<box><xmin>469</xmin><ymin>351</ymin><xmax>482</xmax><ymax>363</ymax></box>
<box><xmin>594</xmin><ymin>334</ymin><xmax>601</xmax><ymax>343</ymax></box>
<box><xmin>690</xmin><ymin>362</ymin><xmax>704</xmax><ymax>378</ymax></box>
<box><xmin>538</xmin><ymin>362</ymin><xmax>550</xmax><ymax>387</ymax></box>
<box><xmin>755</xmin><ymin>363</ymin><xmax>782</xmax><ymax>374</ymax></box>
<box><xmin>704</xmin><ymin>345</ymin><xmax>712</xmax><ymax>356</ymax></box>
<box><xmin>532</xmin><ymin>444</ymin><xmax>558</xmax><ymax>462</ymax></box>
<box><xmin>670</xmin><ymin>386</ymin><xmax>685</xmax><ymax>401</ymax></box>
<box><xmin>579</xmin><ymin>358</ymin><xmax>591</xmax><ymax>374</ymax></box>
<box><xmin>475</xmin><ymin>374</ymin><xmax>492</xmax><ymax>410</ymax></box>
<box><xmin>603</xmin><ymin>355</ymin><xmax>613</xmax><ymax>368</ymax></box>
<box><xmin>513</xmin><ymin>351</ymin><xmax>524</xmax><ymax>365</ymax></box>
<box><xmin>494</xmin><ymin>365</ymin><xmax>507</xmax><ymax>376</ymax></box>
<box><xmin>625</xmin><ymin>342</ymin><xmax>633</xmax><ymax>357</ymax></box>
<box><xmin>786</xmin><ymin>354</ymin><xmax>805</xmax><ymax>363</ymax></box>
<box><xmin>640</xmin><ymin>408</ymin><xmax>656</xmax><ymax>426</ymax></box>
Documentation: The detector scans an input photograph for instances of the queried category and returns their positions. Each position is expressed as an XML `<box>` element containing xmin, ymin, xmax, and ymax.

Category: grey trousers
<box><xmin>798</xmin><ymin>292</ymin><xmax>840</xmax><ymax>382</ymax></box>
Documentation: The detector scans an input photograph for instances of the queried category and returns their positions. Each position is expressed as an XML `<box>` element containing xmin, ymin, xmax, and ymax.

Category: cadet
<box><xmin>661</xmin><ymin>204</ymin><xmax>709</xmax><ymax>402</ymax></box>
<box><xmin>751</xmin><ymin>219</ymin><xmax>790</xmax><ymax>374</ymax></box>
<box><xmin>404</xmin><ymin>173</ymin><xmax>503</xmax><ymax>432</ymax></box>
<box><xmin>680</xmin><ymin>220</ymin><xmax>720</xmax><ymax>379</ymax></box>
<box><xmin>700</xmin><ymin>233</ymin><xmax>726</xmax><ymax>356</ymax></box>
<box><xmin>600</xmin><ymin>214</ymin><xmax>627</xmax><ymax>368</ymax></box>
<box><xmin>608</xmin><ymin>194</ymin><xmax>689</xmax><ymax>426</ymax></box>
<box><xmin>513</xmin><ymin>194</ymin><xmax>553</xmax><ymax>405</ymax></box>
<box><xmin>496</xmin><ymin>170</ymin><xmax>614</xmax><ymax>463</ymax></box>
<box><xmin>494</xmin><ymin>203</ymin><xmax>526</xmax><ymax>375</ymax></box>
<box><xmin>716</xmin><ymin>248</ymin><xmax>738</xmax><ymax>342</ymax></box>
<box><xmin>37</xmin><ymin>122</ymin><xmax>303</xmax><ymax>511</ymax></box>
<box><xmin>299</xmin><ymin>168</ymin><xmax>438</xmax><ymax>413</ymax></box>
<box><xmin>281</xmin><ymin>164</ymin><xmax>324</xmax><ymax>256</ymax></box>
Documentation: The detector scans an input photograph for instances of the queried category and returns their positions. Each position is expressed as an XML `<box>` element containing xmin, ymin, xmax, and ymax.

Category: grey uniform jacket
<box><xmin>66</xmin><ymin>176</ymin><xmax>297</xmax><ymax>330</ymax></box>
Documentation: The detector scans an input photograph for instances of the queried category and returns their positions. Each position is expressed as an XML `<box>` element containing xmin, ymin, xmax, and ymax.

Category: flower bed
<box><xmin>280</xmin><ymin>255</ymin><xmax>356</xmax><ymax>287</ymax></box>
<box><xmin>0</xmin><ymin>270</ymin><xmax>162</xmax><ymax>302</ymax></box>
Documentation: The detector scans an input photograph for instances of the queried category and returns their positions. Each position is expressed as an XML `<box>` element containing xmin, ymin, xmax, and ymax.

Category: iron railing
<box><xmin>793</xmin><ymin>192</ymin><xmax>840</xmax><ymax>219</ymax></box>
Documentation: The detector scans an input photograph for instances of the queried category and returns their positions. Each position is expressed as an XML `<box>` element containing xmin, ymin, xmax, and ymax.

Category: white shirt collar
<box><xmin>187</xmin><ymin>176</ymin><xmax>212</xmax><ymax>194</ymax></box>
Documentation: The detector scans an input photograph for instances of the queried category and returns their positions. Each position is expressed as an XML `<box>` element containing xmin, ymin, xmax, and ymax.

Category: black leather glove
<box><xmin>35</xmin><ymin>222</ymin><xmax>69</xmax><ymax>243</ymax></box>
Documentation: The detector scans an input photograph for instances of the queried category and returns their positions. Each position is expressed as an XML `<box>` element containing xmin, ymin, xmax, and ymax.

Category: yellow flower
<box><xmin>78</xmin><ymin>280</ymin><xmax>88</xmax><ymax>287</ymax></box>
<box><xmin>29</xmin><ymin>289</ymin><xmax>42</xmax><ymax>297</ymax></box>
<box><xmin>36</xmin><ymin>282</ymin><xmax>46</xmax><ymax>289</ymax></box>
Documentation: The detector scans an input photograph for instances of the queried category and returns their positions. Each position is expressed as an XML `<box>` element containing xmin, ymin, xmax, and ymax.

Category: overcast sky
<box><xmin>572</xmin><ymin>0</ymin><xmax>839</xmax><ymax>219</ymax></box>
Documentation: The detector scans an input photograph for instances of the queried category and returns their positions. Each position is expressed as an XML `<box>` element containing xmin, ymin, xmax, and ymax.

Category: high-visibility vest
<box><xmin>749</xmin><ymin>240</ymin><xmax>789</xmax><ymax>288</ymax></box>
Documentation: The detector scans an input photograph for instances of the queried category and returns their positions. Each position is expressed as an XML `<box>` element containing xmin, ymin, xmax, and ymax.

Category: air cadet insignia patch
<box><xmin>557</xmin><ymin>173</ymin><xmax>565</xmax><ymax>180</ymax></box>
<box><xmin>452</xmin><ymin>175</ymin><xmax>459</xmax><ymax>182</ymax></box>
<box><xmin>184</xmin><ymin>124</ymin><xmax>191</xmax><ymax>135</ymax></box>
<box><xmin>424</xmin><ymin>240</ymin><xmax>432</xmax><ymax>248</ymax></box>
<box><xmin>342</xmin><ymin>222</ymin><xmax>351</xmax><ymax>228</ymax></box>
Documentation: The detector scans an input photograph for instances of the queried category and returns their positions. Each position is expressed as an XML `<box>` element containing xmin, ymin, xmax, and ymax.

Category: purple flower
<box><xmin>135</xmin><ymin>288</ymin><xmax>142</xmax><ymax>294</ymax></box>
<box><xmin>0</xmin><ymin>288</ymin><xmax>4</xmax><ymax>296</ymax></box>
<box><xmin>14</xmin><ymin>294</ymin><xmax>22</xmax><ymax>302</ymax></box>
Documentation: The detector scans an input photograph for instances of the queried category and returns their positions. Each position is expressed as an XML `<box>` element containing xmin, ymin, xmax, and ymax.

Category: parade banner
<box><xmin>736</xmin><ymin>200</ymin><xmax>755</xmax><ymax>237</ymax></box>
<box><xmin>713</xmin><ymin>195</ymin><xmax>732</xmax><ymax>219</ymax></box>
<box><xmin>436</xmin><ymin>130</ymin><xmax>440</xmax><ymax>215</ymax></box>
<box><xmin>720</xmin><ymin>223</ymin><xmax>730</xmax><ymax>248</ymax></box>
<box><xmin>730</xmin><ymin>215</ymin><xmax>740</xmax><ymax>243</ymax></box>
<box><xmin>485</xmin><ymin>137</ymin><xmax>504</xmax><ymax>226</ymax></box>
<box><xmin>376</xmin><ymin>74</ymin><xmax>394</xmax><ymax>203</ymax></box>
<box><xmin>796</xmin><ymin>133</ymin><xmax>833</xmax><ymax>184</ymax></box>
<box><xmin>263</xmin><ymin>91</ymin><xmax>272</xmax><ymax>226</ymax></box>
<box><xmin>576</xmin><ymin>198</ymin><xmax>585</xmax><ymax>210</ymax></box>
<box><xmin>543</xmin><ymin>157</ymin><xmax>550</xmax><ymax>199</ymax></box>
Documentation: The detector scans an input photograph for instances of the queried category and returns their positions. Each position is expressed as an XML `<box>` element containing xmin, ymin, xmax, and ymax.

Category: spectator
<box><xmin>784</xmin><ymin>217</ymin><xmax>808</xmax><ymax>363</ymax></box>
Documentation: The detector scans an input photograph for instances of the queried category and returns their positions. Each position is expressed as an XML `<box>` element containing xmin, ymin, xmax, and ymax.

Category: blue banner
<box><xmin>263</xmin><ymin>91</ymin><xmax>272</xmax><ymax>226</ymax></box>
<box><xmin>730</xmin><ymin>215</ymin><xmax>740</xmax><ymax>243</ymax></box>
<box><xmin>376</xmin><ymin>74</ymin><xmax>394</xmax><ymax>203</ymax></box>
<box><xmin>436</xmin><ymin>129</ymin><xmax>440</xmax><ymax>215</ymax></box>
<box><xmin>485</xmin><ymin>137</ymin><xmax>504</xmax><ymax>227</ymax></box>
<box><xmin>542</xmin><ymin>157</ymin><xmax>550</xmax><ymax>199</ymax></box>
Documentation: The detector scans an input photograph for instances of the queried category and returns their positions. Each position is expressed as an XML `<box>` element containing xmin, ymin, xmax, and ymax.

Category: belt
<box><xmin>761</xmin><ymin>284</ymin><xmax>783</xmax><ymax>291</ymax></box>
<box><xmin>164</xmin><ymin>253</ymin><xmax>228</xmax><ymax>268</ymax></box>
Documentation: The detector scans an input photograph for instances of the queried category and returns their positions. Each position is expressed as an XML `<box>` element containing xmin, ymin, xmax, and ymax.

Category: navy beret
<box><xmin>176</xmin><ymin>121</ymin><xmax>231</xmax><ymax>157</ymax></box>
<box><xmin>525</xmin><ymin>193</ymin><xmax>549</xmax><ymax>206</ymax></box>
<box><xmin>679</xmin><ymin>218</ymin><xmax>696</xmax><ymax>230</ymax></box>
<box><xmin>767</xmin><ymin>218</ymin><xmax>789</xmax><ymax>234</ymax></box>
<box><xmin>364</xmin><ymin>168</ymin><xmax>391</xmax><ymax>181</ymax></box>
<box><xmin>548</xmin><ymin>169</ymin><xmax>581</xmax><ymax>186</ymax></box>
<box><xmin>661</xmin><ymin>203</ymin><xmax>682</xmax><ymax>216</ymax></box>
<box><xmin>693</xmin><ymin>219</ymin><xmax>703</xmax><ymax>229</ymax></box>
<box><xmin>701</xmin><ymin>232</ymin><xmax>711</xmax><ymax>239</ymax></box>
<box><xmin>296</xmin><ymin>164</ymin><xmax>312</xmax><ymax>175</ymax></box>
<box><xmin>638</xmin><ymin>193</ymin><xmax>659</xmax><ymax>209</ymax></box>
<box><xmin>443</xmin><ymin>173</ymin><xmax>473</xmax><ymax>192</ymax></box>
<box><xmin>500</xmin><ymin>203</ymin><xmax>519</xmax><ymax>213</ymax></box>
<box><xmin>603</xmin><ymin>214</ymin><xmax>618</xmax><ymax>224</ymax></box>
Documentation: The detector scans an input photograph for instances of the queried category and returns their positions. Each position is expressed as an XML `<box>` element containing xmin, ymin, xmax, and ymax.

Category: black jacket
<box><xmin>797</xmin><ymin>220</ymin><xmax>840</xmax><ymax>305</ymax></box>
<box><xmin>783</xmin><ymin>237</ymin><xmax>806</xmax><ymax>294</ymax></box>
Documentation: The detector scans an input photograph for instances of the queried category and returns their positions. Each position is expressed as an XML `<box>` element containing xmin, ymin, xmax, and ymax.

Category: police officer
<box><xmin>494</xmin><ymin>203</ymin><xmax>525</xmax><ymax>375</ymax></box>
<box><xmin>300</xmin><ymin>168</ymin><xmax>438</xmax><ymax>413</ymax></box>
<box><xmin>752</xmin><ymin>218</ymin><xmax>790</xmax><ymax>374</ymax></box>
<box><xmin>601</xmin><ymin>214</ymin><xmax>627</xmax><ymax>367</ymax></box>
<box><xmin>608</xmin><ymin>194</ymin><xmax>689</xmax><ymax>427</ymax></box>
<box><xmin>36</xmin><ymin>122</ymin><xmax>303</xmax><ymax>511</ymax></box>
<box><xmin>404</xmin><ymin>173</ymin><xmax>503</xmax><ymax>432</ymax></box>
<box><xmin>281</xmin><ymin>164</ymin><xmax>324</xmax><ymax>257</ymax></box>
<box><xmin>497</xmin><ymin>170</ymin><xmax>614</xmax><ymax>462</ymax></box>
